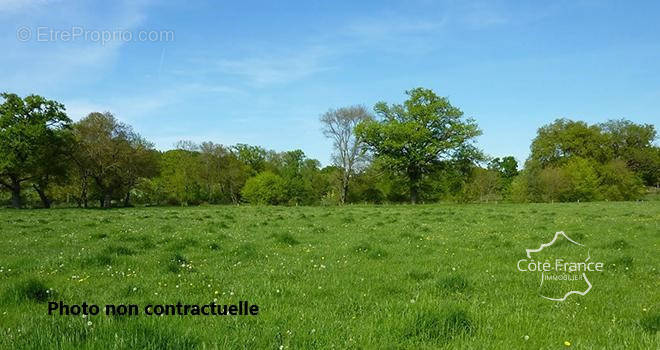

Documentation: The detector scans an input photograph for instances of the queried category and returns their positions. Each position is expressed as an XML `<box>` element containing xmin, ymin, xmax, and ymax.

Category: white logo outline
<box><xmin>526</xmin><ymin>231</ymin><xmax>593</xmax><ymax>302</ymax></box>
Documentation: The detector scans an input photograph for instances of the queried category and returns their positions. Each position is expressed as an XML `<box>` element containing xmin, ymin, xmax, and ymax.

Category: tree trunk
<box><xmin>124</xmin><ymin>192</ymin><xmax>131</xmax><ymax>207</ymax></box>
<box><xmin>408</xmin><ymin>169</ymin><xmax>421</xmax><ymax>204</ymax></box>
<box><xmin>410</xmin><ymin>185</ymin><xmax>419</xmax><ymax>204</ymax></box>
<box><xmin>10</xmin><ymin>179</ymin><xmax>21</xmax><ymax>209</ymax></box>
<box><xmin>340</xmin><ymin>172</ymin><xmax>349</xmax><ymax>205</ymax></box>
<box><xmin>33</xmin><ymin>184</ymin><xmax>51</xmax><ymax>209</ymax></box>
<box><xmin>80</xmin><ymin>177</ymin><xmax>88</xmax><ymax>208</ymax></box>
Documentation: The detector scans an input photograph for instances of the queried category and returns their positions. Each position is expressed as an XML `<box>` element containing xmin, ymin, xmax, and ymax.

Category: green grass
<box><xmin>0</xmin><ymin>202</ymin><xmax>658</xmax><ymax>349</ymax></box>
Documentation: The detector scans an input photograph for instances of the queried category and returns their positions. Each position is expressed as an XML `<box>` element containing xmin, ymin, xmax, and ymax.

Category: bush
<box><xmin>561</xmin><ymin>157</ymin><xmax>600</xmax><ymax>201</ymax></box>
<box><xmin>598</xmin><ymin>159</ymin><xmax>645</xmax><ymax>201</ymax></box>
<box><xmin>241</xmin><ymin>171</ymin><xmax>287</xmax><ymax>205</ymax></box>
<box><xmin>460</xmin><ymin>168</ymin><xmax>501</xmax><ymax>203</ymax></box>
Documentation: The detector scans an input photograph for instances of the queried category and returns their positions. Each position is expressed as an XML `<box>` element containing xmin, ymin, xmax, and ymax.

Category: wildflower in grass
<box><xmin>564</xmin><ymin>341</ymin><xmax>571</xmax><ymax>346</ymax></box>
<box><xmin>87</xmin><ymin>321</ymin><xmax>92</xmax><ymax>326</ymax></box>
<box><xmin>524</xmin><ymin>335</ymin><xmax>529</xmax><ymax>341</ymax></box>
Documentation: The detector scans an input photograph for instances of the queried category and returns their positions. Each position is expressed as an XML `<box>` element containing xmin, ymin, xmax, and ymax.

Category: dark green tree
<box><xmin>356</xmin><ymin>88</ymin><xmax>481</xmax><ymax>203</ymax></box>
<box><xmin>599</xmin><ymin>119</ymin><xmax>659</xmax><ymax>186</ymax></box>
<box><xmin>0</xmin><ymin>93</ymin><xmax>71</xmax><ymax>208</ymax></box>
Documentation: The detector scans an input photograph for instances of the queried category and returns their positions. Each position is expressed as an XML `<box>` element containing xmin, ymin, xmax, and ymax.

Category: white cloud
<box><xmin>210</xmin><ymin>46</ymin><xmax>335</xmax><ymax>87</ymax></box>
<box><xmin>0</xmin><ymin>0</ymin><xmax>60</xmax><ymax>14</ymax></box>
<box><xmin>1</xmin><ymin>0</ymin><xmax>150</xmax><ymax>91</ymax></box>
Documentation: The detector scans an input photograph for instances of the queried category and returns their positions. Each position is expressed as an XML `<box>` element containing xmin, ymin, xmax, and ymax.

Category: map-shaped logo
<box><xmin>517</xmin><ymin>231</ymin><xmax>604</xmax><ymax>301</ymax></box>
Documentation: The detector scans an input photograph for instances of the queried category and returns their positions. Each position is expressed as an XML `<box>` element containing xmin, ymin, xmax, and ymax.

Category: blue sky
<box><xmin>2</xmin><ymin>0</ymin><xmax>659</xmax><ymax>166</ymax></box>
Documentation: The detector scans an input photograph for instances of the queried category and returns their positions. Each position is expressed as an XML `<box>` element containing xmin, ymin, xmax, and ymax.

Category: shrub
<box><xmin>597</xmin><ymin>159</ymin><xmax>645</xmax><ymax>201</ymax></box>
<box><xmin>241</xmin><ymin>171</ymin><xmax>287</xmax><ymax>205</ymax></box>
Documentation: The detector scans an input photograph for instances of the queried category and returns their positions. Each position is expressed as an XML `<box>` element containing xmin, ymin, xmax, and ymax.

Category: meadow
<box><xmin>0</xmin><ymin>202</ymin><xmax>658</xmax><ymax>349</ymax></box>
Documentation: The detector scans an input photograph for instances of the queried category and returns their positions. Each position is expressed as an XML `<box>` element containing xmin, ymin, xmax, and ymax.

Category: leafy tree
<box><xmin>536</xmin><ymin>167</ymin><xmax>570</xmax><ymax>202</ymax></box>
<box><xmin>218</xmin><ymin>152</ymin><xmax>249</xmax><ymax>204</ymax></box>
<box><xmin>30</xmin><ymin>129</ymin><xmax>75</xmax><ymax>208</ymax></box>
<box><xmin>158</xmin><ymin>148</ymin><xmax>203</xmax><ymax>205</ymax></box>
<box><xmin>510</xmin><ymin>173</ymin><xmax>531</xmax><ymax>203</ymax></box>
<box><xmin>461</xmin><ymin>168</ymin><xmax>501</xmax><ymax>202</ymax></box>
<box><xmin>73</xmin><ymin>112</ymin><xmax>157</xmax><ymax>207</ymax></box>
<box><xmin>233</xmin><ymin>144</ymin><xmax>267</xmax><ymax>176</ymax></box>
<box><xmin>198</xmin><ymin>142</ymin><xmax>249</xmax><ymax>204</ymax></box>
<box><xmin>199</xmin><ymin>142</ymin><xmax>228</xmax><ymax>202</ymax></box>
<box><xmin>488</xmin><ymin>156</ymin><xmax>518</xmax><ymax>179</ymax></box>
<box><xmin>529</xmin><ymin>119</ymin><xmax>611</xmax><ymax>167</ymax></box>
<box><xmin>241</xmin><ymin>171</ymin><xmax>287</xmax><ymax>205</ymax></box>
<box><xmin>117</xmin><ymin>137</ymin><xmax>160</xmax><ymax>206</ymax></box>
<box><xmin>0</xmin><ymin>93</ymin><xmax>71</xmax><ymax>208</ymax></box>
<box><xmin>320</xmin><ymin>105</ymin><xmax>372</xmax><ymax>204</ymax></box>
<box><xmin>561</xmin><ymin>157</ymin><xmax>600</xmax><ymax>202</ymax></box>
<box><xmin>356</xmin><ymin>88</ymin><xmax>481</xmax><ymax>203</ymax></box>
<box><xmin>300</xmin><ymin>158</ymin><xmax>329</xmax><ymax>205</ymax></box>
<box><xmin>597</xmin><ymin>159</ymin><xmax>645</xmax><ymax>201</ymax></box>
<box><xmin>599</xmin><ymin>119</ymin><xmax>659</xmax><ymax>186</ymax></box>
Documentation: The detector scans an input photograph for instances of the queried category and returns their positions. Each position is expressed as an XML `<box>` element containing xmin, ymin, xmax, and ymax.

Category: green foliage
<box><xmin>1</xmin><ymin>92</ymin><xmax>655</xmax><ymax>207</ymax></box>
<box><xmin>241</xmin><ymin>171</ymin><xmax>287</xmax><ymax>205</ymax></box>
<box><xmin>529</xmin><ymin>119</ymin><xmax>611</xmax><ymax>167</ymax></box>
<box><xmin>599</xmin><ymin>119</ymin><xmax>659</xmax><ymax>186</ymax></box>
<box><xmin>461</xmin><ymin>168</ymin><xmax>501</xmax><ymax>203</ymax></box>
<box><xmin>597</xmin><ymin>160</ymin><xmax>645</xmax><ymax>201</ymax></box>
<box><xmin>488</xmin><ymin>156</ymin><xmax>519</xmax><ymax>179</ymax></box>
<box><xmin>356</xmin><ymin>87</ymin><xmax>482</xmax><ymax>203</ymax></box>
<box><xmin>0</xmin><ymin>93</ymin><xmax>71</xmax><ymax>208</ymax></box>
<box><xmin>512</xmin><ymin>118</ymin><xmax>657</xmax><ymax>203</ymax></box>
<box><xmin>561</xmin><ymin>157</ymin><xmax>600</xmax><ymax>202</ymax></box>
<box><xmin>72</xmin><ymin>112</ymin><xmax>159</xmax><ymax>207</ymax></box>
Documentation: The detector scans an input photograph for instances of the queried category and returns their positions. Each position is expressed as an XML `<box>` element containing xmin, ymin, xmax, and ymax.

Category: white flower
<box><xmin>524</xmin><ymin>335</ymin><xmax>529</xmax><ymax>341</ymax></box>
<box><xmin>87</xmin><ymin>321</ymin><xmax>92</xmax><ymax>326</ymax></box>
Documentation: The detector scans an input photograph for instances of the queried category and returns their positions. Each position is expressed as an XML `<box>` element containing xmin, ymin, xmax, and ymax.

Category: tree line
<box><xmin>1</xmin><ymin>89</ymin><xmax>658</xmax><ymax>208</ymax></box>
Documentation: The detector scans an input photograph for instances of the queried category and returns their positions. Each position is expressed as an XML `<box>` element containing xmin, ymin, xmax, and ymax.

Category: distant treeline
<box><xmin>1</xmin><ymin>89</ymin><xmax>658</xmax><ymax>208</ymax></box>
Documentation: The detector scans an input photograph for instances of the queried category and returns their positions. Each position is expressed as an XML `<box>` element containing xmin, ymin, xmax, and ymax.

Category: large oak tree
<box><xmin>356</xmin><ymin>88</ymin><xmax>481</xmax><ymax>203</ymax></box>
<box><xmin>0</xmin><ymin>93</ymin><xmax>71</xmax><ymax>208</ymax></box>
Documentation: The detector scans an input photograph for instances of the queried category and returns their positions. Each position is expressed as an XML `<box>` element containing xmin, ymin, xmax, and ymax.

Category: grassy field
<box><xmin>0</xmin><ymin>202</ymin><xmax>658</xmax><ymax>349</ymax></box>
